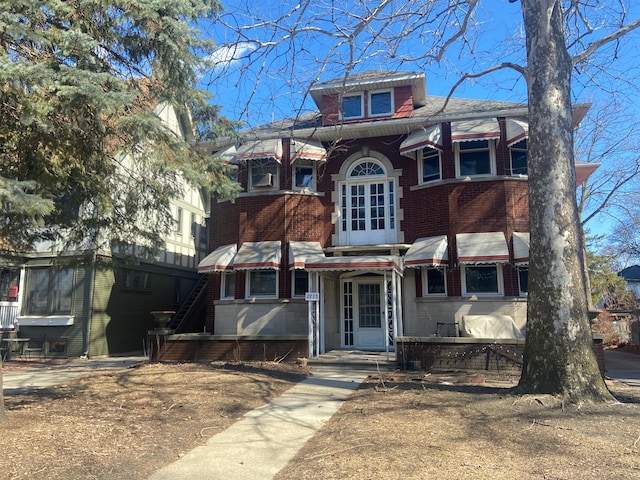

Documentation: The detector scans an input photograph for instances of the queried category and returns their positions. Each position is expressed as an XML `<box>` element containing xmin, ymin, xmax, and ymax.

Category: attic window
<box><xmin>341</xmin><ymin>94</ymin><xmax>363</xmax><ymax>119</ymax></box>
<box><xmin>369</xmin><ymin>90</ymin><xmax>393</xmax><ymax>116</ymax></box>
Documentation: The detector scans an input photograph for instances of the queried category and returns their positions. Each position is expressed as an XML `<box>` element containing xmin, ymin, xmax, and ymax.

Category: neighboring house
<box><xmin>618</xmin><ymin>265</ymin><xmax>640</xmax><ymax>300</ymax></box>
<box><xmin>0</xmin><ymin>105</ymin><xmax>209</xmax><ymax>357</ymax></box>
<box><xmin>195</xmin><ymin>70</ymin><xmax>598</xmax><ymax>360</ymax></box>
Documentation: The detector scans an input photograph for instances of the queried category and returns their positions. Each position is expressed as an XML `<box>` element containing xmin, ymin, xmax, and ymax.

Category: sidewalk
<box><xmin>148</xmin><ymin>364</ymin><xmax>371</xmax><ymax>480</ymax></box>
<box><xmin>2</xmin><ymin>356</ymin><xmax>147</xmax><ymax>394</ymax></box>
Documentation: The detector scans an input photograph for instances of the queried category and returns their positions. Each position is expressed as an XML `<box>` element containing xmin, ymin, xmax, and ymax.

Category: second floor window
<box><xmin>341</xmin><ymin>94</ymin><xmax>363</xmax><ymax>119</ymax></box>
<box><xmin>249</xmin><ymin>158</ymin><xmax>279</xmax><ymax>190</ymax></box>
<box><xmin>369</xmin><ymin>90</ymin><xmax>393</xmax><ymax>116</ymax></box>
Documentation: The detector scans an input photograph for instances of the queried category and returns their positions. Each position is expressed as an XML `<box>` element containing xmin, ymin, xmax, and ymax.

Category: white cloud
<box><xmin>209</xmin><ymin>42</ymin><xmax>256</xmax><ymax>69</ymax></box>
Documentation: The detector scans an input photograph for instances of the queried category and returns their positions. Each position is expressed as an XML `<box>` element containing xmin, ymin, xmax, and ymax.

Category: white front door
<box><xmin>343</xmin><ymin>280</ymin><xmax>385</xmax><ymax>350</ymax></box>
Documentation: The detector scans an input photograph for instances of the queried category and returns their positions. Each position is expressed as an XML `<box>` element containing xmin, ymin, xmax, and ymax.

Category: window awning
<box><xmin>290</xmin><ymin>139</ymin><xmax>327</xmax><ymax>163</ymax></box>
<box><xmin>456</xmin><ymin>232</ymin><xmax>509</xmax><ymax>264</ymax></box>
<box><xmin>234</xmin><ymin>139</ymin><xmax>283</xmax><ymax>163</ymax></box>
<box><xmin>197</xmin><ymin>244</ymin><xmax>237</xmax><ymax>273</ymax></box>
<box><xmin>404</xmin><ymin>235</ymin><xmax>449</xmax><ymax>268</ymax></box>
<box><xmin>575</xmin><ymin>162</ymin><xmax>600</xmax><ymax>186</ymax></box>
<box><xmin>305</xmin><ymin>255</ymin><xmax>403</xmax><ymax>275</ymax></box>
<box><xmin>399</xmin><ymin>124</ymin><xmax>442</xmax><ymax>156</ymax></box>
<box><xmin>288</xmin><ymin>241</ymin><xmax>325</xmax><ymax>269</ymax></box>
<box><xmin>505</xmin><ymin>119</ymin><xmax>528</xmax><ymax>146</ymax></box>
<box><xmin>451</xmin><ymin>118</ymin><xmax>501</xmax><ymax>143</ymax></box>
<box><xmin>216</xmin><ymin>145</ymin><xmax>239</xmax><ymax>165</ymax></box>
<box><xmin>233</xmin><ymin>241</ymin><xmax>282</xmax><ymax>270</ymax></box>
<box><xmin>512</xmin><ymin>232</ymin><xmax>530</xmax><ymax>265</ymax></box>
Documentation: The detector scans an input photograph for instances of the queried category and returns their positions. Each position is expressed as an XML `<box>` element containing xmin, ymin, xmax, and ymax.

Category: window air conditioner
<box><xmin>253</xmin><ymin>173</ymin><xmax>274</xmax><ymax>188</ymax></box>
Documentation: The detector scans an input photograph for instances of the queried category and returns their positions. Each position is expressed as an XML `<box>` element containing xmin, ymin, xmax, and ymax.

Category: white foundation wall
<box><xmin>409</xmin><ymin>297</ymin><xmax>527</xmax><ymax>337</ymax></box>
<box><xmin>214</xmin><ymin>301</ymin><xmax>308</xmax><ymax>335</ymax></box>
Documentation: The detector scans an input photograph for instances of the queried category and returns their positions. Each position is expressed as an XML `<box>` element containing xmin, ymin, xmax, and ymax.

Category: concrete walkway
<box><xmin>148</xmin><ymin>365</ymin><xmax>370</xmax><ymax>480</ymax></box>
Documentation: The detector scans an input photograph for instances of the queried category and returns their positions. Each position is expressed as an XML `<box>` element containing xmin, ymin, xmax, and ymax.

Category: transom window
<box><xmin>420</xmin><ymin>147</ymin><xmax>441</xmax><ymax>183</ymax></box>
<box><xmin>249</xmin><ymin>158</ymin><xmax>279</xmax><ymax>190</ymax></box>
<box><xmin>369</xmin><ymin>90</ymin><xmax>393</xmax><ymax>117</ymax></box>
<box><xmin>510</xmin><ymin>139</ymin><xmax>528</xmax><ymax>175</ymax></box>
<box><xmin>341</xmin><ymin>94</ymin><xmax>363</xmax><ymax>119</ymax></box>
<box><xmin>349</xmin><ymin>161</ymin><xmax>385</xmax><ymax>177</ymax></box>
<box><xmin>455</xmin><ymin>140</ymin><xmax>495</xmax><ymax>177</ymax></box>
<box><xmin>461</xmin><ymin>265</ymin><xmax>503</xmax><ymax>296</ymax></box>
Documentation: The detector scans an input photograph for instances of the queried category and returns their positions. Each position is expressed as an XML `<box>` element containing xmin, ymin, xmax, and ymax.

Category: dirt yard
<box><xmin>1</xmin><ymin>358</ymin><xmax>639</xmax><ymax>480</ymax></box>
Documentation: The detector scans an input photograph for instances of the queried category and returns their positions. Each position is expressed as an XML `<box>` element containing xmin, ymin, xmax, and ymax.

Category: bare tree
<box><xmin>209</xmin><ymin>0</ymin><xmax>640</xmax><ymax>402</ymax></box>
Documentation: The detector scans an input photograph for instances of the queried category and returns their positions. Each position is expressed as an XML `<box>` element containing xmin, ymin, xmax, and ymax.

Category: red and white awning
<box><xmin>456</xmin><ymin>232</ymin><xmax>509</xmax><ymax>264</ymax></box>
<box><xmin>290</xmin><ymin>139</ymin><xmax>327</xmax><ymax>163</ymax></box>
<box><xmin>234</xmin><ymin>139</ymin><xmax>283</xmax><ymax>163</ymax></box>
<box><xmin>451</xmin><ymin>118</ymin><xmax>501</xmax><ymax>143</ymax></box>
<box><xmin>216</xmin><ymin>145</ymin><xmax>239</xmax><ymax>165</ymax></box>
<box><xmin>505</xmin><ymin>119</ymin><xmax>528</xmax><ymax>146</ymax></box>
<box><xmin>305</xmin><ymin>255</ymin><xmax>403</xmax><ymax>275</ymax></box>
<box><xmin>288</xmin><ymin>241</ymin><xmax>325</xmax><ymax>269</ymax></box>
<box><xmin>197</xmin><ymin>244</ymin><xmax>237</xmax><ymax>273</ymax></box>
<box><xmin>404</xmin><ymin>235</ymin><xmax>449</xmax><ymax>268</ymax></box>
<box><xmin>512</xmin><ymin>232</ymin><xmax>530</xmax><ymax>265</ymax></box>
<box><xmin>399</xmin><ymin>124</ymin><xmax>442</xmax><ymax>156</ymax></box>
<box><xmin>233</xmin><ymin>241</ymin><xmax>282</xmax><ymax>270</ymax></box>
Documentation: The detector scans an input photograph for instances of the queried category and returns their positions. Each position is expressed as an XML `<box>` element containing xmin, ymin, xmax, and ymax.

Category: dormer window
<box><xmin>369</xmin><ymin>90</ymin><xmax>393</xmax><ymax>117</ymax></box>
<box><xmin>341</xmin><ymin>94</ymin><xmax>364</xmax><ymax>119</ymax></box>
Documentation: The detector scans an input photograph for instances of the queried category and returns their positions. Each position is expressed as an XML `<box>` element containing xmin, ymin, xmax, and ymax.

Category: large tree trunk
<box><xmin>517</xmin><ymin>0</ymin><xmax>613</xmax><ymax>403</ymax></box>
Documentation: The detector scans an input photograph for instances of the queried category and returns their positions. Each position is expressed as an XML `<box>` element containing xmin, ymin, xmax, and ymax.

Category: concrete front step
<box><xmin>307</xmin><ymin>350</ymin><xmax>397</xmax><ymax>371</ymax></box>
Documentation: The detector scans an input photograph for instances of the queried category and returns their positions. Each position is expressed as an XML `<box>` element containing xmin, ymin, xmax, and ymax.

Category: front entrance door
<box><xmin>355</xmin><ymin>282</ymin><xmax>385</xmax><ymax>349</ymax></box>
<box><xmin>342</xmin><ymin>277</ymin><xmax>386</xmax><ymax>350</ymax></box>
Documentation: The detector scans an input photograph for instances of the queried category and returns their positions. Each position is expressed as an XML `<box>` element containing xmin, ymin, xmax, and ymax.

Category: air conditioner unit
<box><xmin>253</xmin><ymin>173</ymin><xmax>274</xmax><ymax>188</ymax></box>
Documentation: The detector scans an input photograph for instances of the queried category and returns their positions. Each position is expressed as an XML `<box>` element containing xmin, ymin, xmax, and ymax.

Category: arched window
<box><xmin>340</xmin><ymin>159</ymin><xmax>396</xmax><ymax>245</ymax></box>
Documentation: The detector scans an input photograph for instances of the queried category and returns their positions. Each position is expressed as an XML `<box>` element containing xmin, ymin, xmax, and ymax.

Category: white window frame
<box><xmin>221</xmin><ymin>272</ymin><xmax>235</xmax><ymax>299</ymax></box>
<box><xmin>454</xmin><ymin>140</ymin><xmax>496</xmax><ymax>178</ymax></box>
<box><xmin>510</xmin><ymin>139</ymin><xmax>528</xmax><ymax>176</ymax></box>
<box><xmin>340</xmin><ymin>93</ymin><xmax>364</xmax><ymax>120</ymax></box>
<box><xmin>245</xmin><ymin>270</ymin><xmax>279</xmax><ymax>299</ymax></box>
<box><xmin>249</xmin><ymin>158</ymin><xmax>279</xmax><ymax>191</ymax></box>
<box><xmin>461</xmin><ymin>264</ymin><xmax>504</xmax><ymax>296</ymax></box>
<box><xmin>293</xmin><ymin>160</ymin><xmax>316</xmax><ymax>191</ymax></box>
<box><xmin>419</xmin><ymin>147</ymin><xmax>442</xmax><ymax>184</ymax></box>
<box><xmin>422</xmin><ymin>267</ymin><xmax>447</xmax><ymax>296</ymax></box>
<box><xmin>518</xmin><ymin>266</ymin><xmax>528</xmax><ymax>297</ymax></box>
<box><xmin>368</xmin><ymin>89</ymin><xmax>394</xmax><ymax>117</ymax></box>
<box><xmin>292</xmin><ymin>270</ymin><xmax>309</xmax><ymax>298</ymax></box>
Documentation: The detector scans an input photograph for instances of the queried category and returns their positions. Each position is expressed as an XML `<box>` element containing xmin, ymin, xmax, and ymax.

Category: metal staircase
<box><xmin>168</xmin><ymin>275</ymin><xmax>208</xmax><ymax>333</ymax></box>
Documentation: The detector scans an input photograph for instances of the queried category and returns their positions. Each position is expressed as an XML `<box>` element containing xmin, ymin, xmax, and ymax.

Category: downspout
<box><xmin>82</xmin><ymin>254</ymin><xmax>97</xmax><ymax>358</ymax></box>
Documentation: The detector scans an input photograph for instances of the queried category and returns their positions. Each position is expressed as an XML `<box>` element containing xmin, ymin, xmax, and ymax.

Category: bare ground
<box><xmin>1</xmin><ymin>357</ymin><xmax>639</xmax><ymax>480</ymax></box>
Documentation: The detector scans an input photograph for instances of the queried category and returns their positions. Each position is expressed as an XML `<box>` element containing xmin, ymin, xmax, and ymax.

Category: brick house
<box><xmin>197</xmin><ymin>70</ymin><xmax>596</xmax><ymax>361</ymax></box>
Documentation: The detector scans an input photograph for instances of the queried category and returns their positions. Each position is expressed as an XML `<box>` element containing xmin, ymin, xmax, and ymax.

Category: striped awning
<box><xmin>216</xmin><ymin>145</ymin><xmax>239</xmax><ymax>165</ymax></box>
<box><xmin>197</xmin><ymin>244</ymin><xmax>237</xmax><ymax>273</ymax></box>
<box><xmin>288</xmin><ymin>241</ymin><xmax>325</xmax><ymax>269</ymax></box>
<box><xmin>512</xmin><ymin>232</ymin><xmax>530</xmax><ymax>265</ymax></box>
<box><xmin>404</xmin><ymin>235</ymin><xmax>449</xmax><ymax>268</ymax></box>
<box><xmin>451</xmin><ymin>118</ymin><xmax>501</xmax><ymax>143</ymax></box>
<box><xmin>234</xmin><ymin>139</ymin><xmax>283</xmax><ymax>163</ymax></box>
<box><xmin>399</xmin><ymin>124</ymin><xmax>442</xmax><ymax>156</ymax></box>
<box><xmin>290</xmin><ymin>139</ymin><xmax>327</xmax><ymax>163</ymax></box>
<box><xmin>233</xmin><ymin>241</ymin><xmax>282</xmax><ymax>270</ymax></box>
<box><xmin>505</xmin><ymin>119</ymin><xmax>528</xmax><ymax>146</ymax></box>
<box><xmin>456</xmin><ymin>232</ymin><xmax>509</xmax><ymax>264</ymax></box>
<box><xmin>305</xmin><ymin>255</ymin><xmax>403</xmax><ymax>275</ymax></box>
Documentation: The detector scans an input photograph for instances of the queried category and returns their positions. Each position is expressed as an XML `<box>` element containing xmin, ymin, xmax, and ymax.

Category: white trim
<box><xmin>368</xmin><ymin>89</ymin><xmax>394</xmax><ymax>117</ymax></box>
<box><xmin>220</xmin><ymin>271</ymin><xmax>235</xmax><ymax>299</ymax></box>
<box><xmin>418</xmin><ymin>147</ymin><xmax>442</xmax><ymax>184</ymax></box>
<box><xmin>339</xmin><ymin>93</ymin><xmax>364</xmax><ymax>120</ymax></box>
<box><xmin>16</xmin><ymin>315</ymin><xmax>74</xmax><ymax>326</ymax></box>
<box><xmin>454</xmin><ymin>139</ymin><xmax>496</xmax><ymax>178</ymax></box>
<box><xmin>421</xmin><ymin>267</ymin><xmax>448</xmax><ymax>296</ymax></box>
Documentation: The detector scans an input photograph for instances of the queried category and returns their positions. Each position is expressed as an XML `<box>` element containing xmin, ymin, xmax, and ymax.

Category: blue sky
<box><xmin>202</xmin><ymin>0</ymin><xmax>640</xmax><ymax>243</ymax></box>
